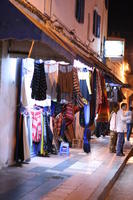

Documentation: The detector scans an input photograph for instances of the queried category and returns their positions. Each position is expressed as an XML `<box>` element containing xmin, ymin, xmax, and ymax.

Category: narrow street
<box><xmin>106</xmin><ymin>156</ymin><xmax>133</xmax><ymax>200</ymax></box>
<box><xmin>0</xmin><ymin>136</ymin><xmax>132</xmax><ymax>200</ymax></box>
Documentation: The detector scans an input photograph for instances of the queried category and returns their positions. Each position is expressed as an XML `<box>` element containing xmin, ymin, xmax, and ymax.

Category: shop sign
<box><xmin>105</xmin><ymin>40</ymin><xmax>125</xmax><ymax>58</ymax></box>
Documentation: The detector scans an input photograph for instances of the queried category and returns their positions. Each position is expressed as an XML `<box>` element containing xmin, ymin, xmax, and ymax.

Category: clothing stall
<box><xmin>15</xmin><ymin>58</ymin><xmax>111</xmax><ymax>163</ymax></box>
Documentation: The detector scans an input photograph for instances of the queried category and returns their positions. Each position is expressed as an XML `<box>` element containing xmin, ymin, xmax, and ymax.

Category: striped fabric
<box><xmin>72</xmin><ymin>67</ymin><xmax>85</xmax><ymax>108</ymax></box>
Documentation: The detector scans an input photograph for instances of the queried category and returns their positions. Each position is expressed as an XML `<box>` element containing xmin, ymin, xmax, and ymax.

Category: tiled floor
<box><xmin>0</xmin><ymin>136</ymin><xmax>132</xmax><ymax>200</ymax></box>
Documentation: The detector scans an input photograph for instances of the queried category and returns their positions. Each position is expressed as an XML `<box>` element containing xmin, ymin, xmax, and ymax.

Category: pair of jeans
<box><xmin>84</xmin><ymin>102</ymin><xmax>90</xmax><ymax>127</ymax></box>
<box><xmin>127</xmin><ymin>123</ymin><xmax>132</xmax><ymax>141</ymax></box>
<box><xmin>116</xmin><ymin>132</ymin><xmax>125</xmax><ymax>155</ymax></box>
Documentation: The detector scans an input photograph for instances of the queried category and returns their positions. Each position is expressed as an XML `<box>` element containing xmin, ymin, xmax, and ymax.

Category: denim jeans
<box><xmin>84</xmin><ymin>102</ymin><xmax>90</xmax><ymax>127</ymax></box>
<box><xmin>116</xmin><ymin>132</ymin><xmax>125</xmax><ymax>155</ymax></box>
<box><xmin>127</xmin><ymin>123</ymin><xmax>132</xmax><ymax>141</ymax></box>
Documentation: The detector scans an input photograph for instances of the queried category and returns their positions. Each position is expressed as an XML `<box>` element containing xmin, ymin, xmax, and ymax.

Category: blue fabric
<box><xmin>80</xmin><ymin>80</ymin><xmax>91</xmax><ymax>101</ymax></box>
<box><xmin>116</xmin><ymin>132</ymin><xmax>125</xmax><ymax>155</ymax></box>
<box><xmin>84</xmin><ymin>102</ymin><xmax>90</xmax><ymax>127</ymax></box>
<box><xmin>83</xmin><ymin>127</ymin><xmax>91</xmax><ymax>153</ymax></box>
<box><xmin>79</xmin><ymin>108</ymin><xmax>85</xmax><ymax>128</ymax></box>
<box><xmin>127</xmin><ymin>123</ymin><xmax>132</xmax><ymax>141</ymax></box>
<box><xmin>32</xmin><ymin>142</ymin><xmax>41</xmax><ymax>156</ymax></box>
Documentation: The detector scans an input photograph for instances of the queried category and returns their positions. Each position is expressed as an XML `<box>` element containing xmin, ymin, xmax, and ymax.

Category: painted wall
<box><xmin>50</xmin><ymin>0</ymin><xmax>108</xmax><ymax>56</ymax></box>
<box><xmin>0</xmin><ymin>41</ymin><xmax>18</xmax><ymax>168</ymax></box>
<box><xmin>28</xmin><ymin>0</ymin><xmax>108</xmax><ymax>57</ymax></box>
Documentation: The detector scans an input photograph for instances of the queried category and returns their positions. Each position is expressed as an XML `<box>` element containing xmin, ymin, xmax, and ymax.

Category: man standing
<box><xmin>116</xmin><ymin>103</ymin><xmax>131</xmax><ymax>156</ymax></box>
<box><xmin>126</xmin><ymin>106</ymin><xmax>133</xmax><ymax>141</ymax></box>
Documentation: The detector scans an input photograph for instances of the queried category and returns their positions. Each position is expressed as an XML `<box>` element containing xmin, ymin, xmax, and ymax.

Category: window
<box><xmin>75</xmin><ymin>0</ymin><xmax>85</xmax><ymax>23</ymax></box>
<box><xmin>105</xmin><ymin>0</ymin><xmax>109</xmax><ymax>10</ymax></box>
<box><xmin>93</xmin><ymin>10</ymin><xmax>101</xmax><ymax>38</ymax></box>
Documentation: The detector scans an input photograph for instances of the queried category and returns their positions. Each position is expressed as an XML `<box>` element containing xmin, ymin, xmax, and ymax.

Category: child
<box><xmin>109</xmin><ymin>103</ymin><xmax>119</xmax><ymax>153</ymax></box>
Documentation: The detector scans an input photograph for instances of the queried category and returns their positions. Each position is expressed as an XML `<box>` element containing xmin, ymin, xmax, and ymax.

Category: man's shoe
<box><xmin>116</xmin><ymin>153</ymin><xmax>125</xmax><ymax>156</ymax></box>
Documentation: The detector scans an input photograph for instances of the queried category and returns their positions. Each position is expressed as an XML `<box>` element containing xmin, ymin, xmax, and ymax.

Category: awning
<box><xmin>0</xmin><ymin>0</ymin><xmax>75</xmax><ymax>63</ymax></box>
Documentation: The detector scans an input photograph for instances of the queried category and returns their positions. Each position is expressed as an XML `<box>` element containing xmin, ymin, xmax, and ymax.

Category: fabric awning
<box><xmin>0</xmin><ymin>0</ymin><xmax>75</xmax><ymax>63</ymax></box>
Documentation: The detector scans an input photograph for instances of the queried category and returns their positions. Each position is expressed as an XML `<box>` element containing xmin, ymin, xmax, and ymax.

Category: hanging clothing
<box><xmin>95</xmin><ymin>69</ymin><xmax>102</xmax><ymax>114</ymax></box>
<box><xmin>75</xmin><ymin>112</ymin><xmax>84</xmax><ymax>140</ymax></box>
<box><xmin>15</xmin><ymin>114</ymin><xmax>24</xmax><ymax>162</ymax></box>
<box><xmin>45</xmin><ymin>63</ymin><xmax>58</xmax><ymax>100</ymax></box>
<box><xmin>88</xmin><ymin>68</ymin><xmax>97</xmax><ymax>127</ymax></box>
<box><xmin>23</xmin><ymin>115</ymin><xmax>30</xmax><ymax>161</ymax></box>
<box><xmin>57</xmin><ymin>64</ymin><xmax>73</xmax><ymax>102</ymax></box>
<box><xmin>31</xmin><ymin>109</ymin><xmax>42</xmax><ymax>143</ymax></box>
<box><xmin>83</xmin><ymin>127</ymin><xmax>91</xmax><ymax>153</ymax></box>
<box><xmin>78</xmin><ymin>71</ymin><xmax>92</xmax><ymax>101</ymax></box>
<box><xmin>96</xmin><ymin>75</ymin><xmax>109</xmax><ymax>123</ymax></box>
<box><xmin>64</xmin><ymin>103</ymin><xmax>74</xmax><ymax>126</ymax></box>
<box><xmin>72</xmin><ymin>67</ymin><xmax>85</xmax><ymax>108</ymax></box>
<box><xmin>31</xmin><ymin>61</ymin><xmax>47</xmax><ymax>101</ymax></box>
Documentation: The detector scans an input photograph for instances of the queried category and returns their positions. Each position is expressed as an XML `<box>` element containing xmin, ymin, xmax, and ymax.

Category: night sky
<box><xmin>108</xmin><ymin>0</ymin><xmax>133</xmax><ymax>39</ymax></box>
<box><xmin>108</xmin><ymin>0</ymin><xmax>133</xmax><ymax>71</ymax></box>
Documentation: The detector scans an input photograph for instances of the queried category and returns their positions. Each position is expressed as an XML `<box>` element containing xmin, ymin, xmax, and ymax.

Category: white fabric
<box><xmin>116</xmin><ymin>109</ymin><xmax>131</xmax><ymax>133</ymax></box>
<box><xmin>110</xmin><ymin>112</ymin><xmax>117</xmax><ymax>132</ymax></box>
<box><xmin>23</xmin><ymin>116</ymin><xmax>30</xmax><ymax>161</ymax></box>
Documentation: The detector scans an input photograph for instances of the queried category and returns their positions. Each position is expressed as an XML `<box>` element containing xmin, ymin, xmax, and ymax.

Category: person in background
<box><xmin>126</xmin><ymin>106</ymin><xmax>133</xmax><ymax>141</ymax></box>
<box><xmin>109</xmin><ymin>103</ymin><xmax>119</xmax><ymax>153</ymax></box>
<box><xmin>116</xmin><ymin>103</ymin><xmax>131</xmax><ymax>156</ymax></box>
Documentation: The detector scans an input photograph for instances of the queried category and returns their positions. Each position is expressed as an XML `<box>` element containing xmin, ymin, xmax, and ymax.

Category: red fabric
<box><xmin>52</xmin><ymin>113</ymin><xmax>63</xmax><ymax>136</ymax></box>
<box><xmin>96</xmin><ymin>76</ymin><xmax>109</xmax><ymax>122</ymax></box>
<box><xmin>31</xmin><ymin>110</ymin><xmax>42</xmax><ymax>142</ymax></box>
<box><xmin>64</xmin><ymin>103</ymin><xmax>74</xmax><ymax>126</ymax></box>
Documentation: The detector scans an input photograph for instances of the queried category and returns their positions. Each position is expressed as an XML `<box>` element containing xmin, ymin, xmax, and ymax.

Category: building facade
<box><xmin>0</xmin><ymin>0</ymin><xmax>109</xmax><ymax>168</ymax></box>
<box><xmin>29</xmin><ymin>0</ymin><xmax>108</xmax><ymax>59</ymax></box>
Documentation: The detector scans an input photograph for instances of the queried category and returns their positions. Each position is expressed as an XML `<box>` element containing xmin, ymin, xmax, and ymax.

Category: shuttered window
<box><xmin>75</xmin><ymin>0</ymin><xmax>85</xmax><ymax>23</ymax></box>
<box><xmin>93</xmin><ymin>10</ymin><xmax>101</xmax><ymax>38</ymax></box>
<box><xmin>105</xmin><ymin>0</ymin><xmax>109</xmax><ymax>10</ymax></box>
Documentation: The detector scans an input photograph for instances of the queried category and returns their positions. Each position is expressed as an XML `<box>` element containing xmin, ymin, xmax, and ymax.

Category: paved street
<box><xmin>106</xmin><ymin>156</ymin><xmax>133</xmax><ymax>200</ymax></box>
<box><xmin>0</xmin><ymin>136</ymin><xmax>132</xmax><ymax>200</ymax></box>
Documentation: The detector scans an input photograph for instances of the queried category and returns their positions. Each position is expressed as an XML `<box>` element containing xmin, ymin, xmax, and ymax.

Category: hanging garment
<box><xmin>75</xmin><ymin>112</ymin><xmax>84</xmax><ymax>140</ymax></box>
<box><xmin>31</xmin><ymin>61</ymin><xmax>47</xmax><ymax>100</ymax></box>
<box><xmin>95</xmin><ymin>69</ymin><xmax>102</xmax><ymax>114</ymax></box>
<box><xmin>78</xmin><ymin>71</ymin><xmax>92</xmax><ymax>101</ymax></box>
<box><xmin>89</xmin><ymin>68</ymin><xmax>97</xmax><ymax>127</ymax></box>
<box><xmin>57</xmin><ymin>64</ymin><xmax>73</xmax><ymax>102</ymax></box>
<box><xmin>51</xmin><ymin>101</ymin><xmax>64</xmax><ymax>117</ymax></box>
<box><xmin>31</xmin><ymin>109</ymin><xmax>42</xmax><ymax>143</ymax></box>
<box><xmin>23</xmin><ymin>115</ymin><xmax>30</xmax><ymax>161</ymax></box>
<box><xmin>46</xmin><ymin>114</ymin><xmax>53</xmax><ymax>153</ymax></box>
<box><xmin>79</xmin><ymin>108</ymin><xmax>85</xmax><ymax>128</ymax></box>
<box><xmin>64</xmin><ymin>103</ymin><xmax>74</xmax><ymax>126</ymax></box>
<box><xmin>72</xmin><ymin>67</ymin><xmax>85</xmax><ymax>108</ymax></box>
<box><xmin>96</xmin><ymin>75</ymin><xmax>109</xmax><ymax>123</ymax></box>
<box><xmin>95</xmin><ymin>122</ymin><xmax>109</xmax><ymax>137</ymax></box>
<box><xmin>45</xmin><ymin>63</ymin><xmax>58</xmax><ymax>99</ymax></box>
<box><xmin>83</xmin><ymin>127</ymin><xmax>91</xmax><ymax>153</ymax></box>
<box><xmin>15</xmin><ymin>114</ymin><xmax>24</xmax><ymax>162</ymax></box>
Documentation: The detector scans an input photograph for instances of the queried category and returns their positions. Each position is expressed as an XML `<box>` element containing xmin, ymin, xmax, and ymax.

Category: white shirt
<box><xmin>110</xmin><ymin>112</ymin><xmax>117</xmax><ymax>132</ymax></box>
<box><xmin>116</xmin><ymin>109</ymin><xmax>131</xmax><ymax>133</ymax></box>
